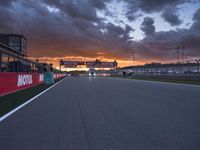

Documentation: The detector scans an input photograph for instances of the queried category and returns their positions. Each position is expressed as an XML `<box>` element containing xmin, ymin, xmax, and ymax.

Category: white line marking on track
<box><xmin>0</xmin><ymin>77</ymin><xmax>66</xmax><ymax>123</ymax></box>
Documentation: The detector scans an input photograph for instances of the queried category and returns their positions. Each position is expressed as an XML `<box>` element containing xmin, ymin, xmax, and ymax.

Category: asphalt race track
<box><xmin>0</xmin><ymin>77</ymin><xmax>200</xmax><ymax>150</ymax></box>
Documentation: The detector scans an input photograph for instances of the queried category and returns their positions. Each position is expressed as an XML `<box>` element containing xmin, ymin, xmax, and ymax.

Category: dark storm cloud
<box><xmin>193</xmin><ymin>7</ymin><xmax>200</xmax><ymax>21</ymax></box>
<box><xmin>126</xmin><ymin>0</ymin><xmax>185</xmax><ymax>12</ymax></box>
<box><xmin>0</xmin><ymin>0</ymin><xmax>134</xmax><ymax>59</ymax></box>
<box><xmin>0</xmin><ymin>0</ymin><xmax>200</xmax><ymax>63</ymax></box>
<box><xmin>42</xmin><ymin>0</ymin><xmax>99</xmax><ymax>21</ymax></box>
<box><xmin>41</xmin><ymin>0</ymin><xmax>111</xmax><ymax>22</ymax></box>
<box><xmin>191</xmin><ymin>8</ymin><xmax>200</xmax><ymax>33</ymax></box>
<box><xmin>124</xmin><ymin>0</ymin><xmax>187</xmax><ymax>21</ymax></box>
<box><xmin>140</xmin><ymin>17</ymin><xmax>155</xmax><ymax>36</ymax></box>
<box><xmin>0</xmin><ymin>0</ymin><xmax>14</xmax><ymax>7</ymax></box>
<box><xmin>134</xmin><ymin>8</ymin><xmax>200</xmax><ymax>61</ymax></box>
<box><xmin>125</xmin><ymin>12</ymin><xmax>142</xmax><ymax>22</ymax></box>
<box><xmin>162</xmin><ymin>6</ymin><xmax>182</xmax><ymax>26</ymax></box>
<box><xmin>88</xmin><ymin>0</ymin><xmax>111</xmax><ymax>9</ymax></box>
<box><xmin>0</xmin><ymin>3</ymin><xmax>15</xmax><ymax>31</ymax></box>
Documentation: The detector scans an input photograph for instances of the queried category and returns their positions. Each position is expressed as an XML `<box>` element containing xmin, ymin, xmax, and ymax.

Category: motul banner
<box><xmin>0</xmin><ymin>72</ymin><xmax>43</xmax><ymax>96</ymax></box>
<box><xmin>0</xmin><ymin>72</ymin><xmax>65</xmax><ymax>96</ymax></box>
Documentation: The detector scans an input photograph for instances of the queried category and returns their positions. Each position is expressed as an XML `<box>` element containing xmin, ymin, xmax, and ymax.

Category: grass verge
<box><xmin>110</xmin><ymin>76</ymin><xmax>200</xmax><ymax>85</ymax></box>
<box><xmin>0</xmin><ymin>77</ymin><xmax>65</xmax><ymax>117</ymax></box>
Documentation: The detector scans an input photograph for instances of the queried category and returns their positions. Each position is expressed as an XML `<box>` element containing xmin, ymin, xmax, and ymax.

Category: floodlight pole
<box><xmin>132</xmin><ymin>49</ymin><xmax>135</xmax><ymax>65</ymax></box>
<box><xmin>182</xmin><ymin>45</ymin><xmax>184</xmax><ymax>64</ymax></box>
<box><xmin>177</xmin><ymin>46</ymin><xmax>180</xmax><ymax>64</ymax></box>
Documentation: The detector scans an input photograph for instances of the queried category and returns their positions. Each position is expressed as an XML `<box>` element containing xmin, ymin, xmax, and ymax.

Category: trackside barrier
<box><xmin>0</xmin><ymin>72</ymin><xmax>65</xmax><ymax>96</ymax></box>
<box><xmin>54</xmin><ymin>73</ymin><xmax>66</xmax><ymax>79</ymax></box>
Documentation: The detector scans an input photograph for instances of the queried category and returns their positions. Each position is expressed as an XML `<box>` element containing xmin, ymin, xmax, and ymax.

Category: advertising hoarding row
<box><xmin>86</xmin><ymin>62</ymin><xmax>117</xmax><ymax>68</ymax></box>
<box><xmin>0</xmin><ymin>72</ymin><xmax>65</xmax><ymax>96</ymax></box>
<box><xmin>61</xmin><ymin>60</ymin><xmax>117</xmax><ymax>68</ymax></box>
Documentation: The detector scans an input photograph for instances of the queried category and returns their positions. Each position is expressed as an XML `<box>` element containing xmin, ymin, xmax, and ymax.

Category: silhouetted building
<box><xmin>0</xmin><ymin>34</ymin><xmax>27</xmax><ymax>56</ymax></box>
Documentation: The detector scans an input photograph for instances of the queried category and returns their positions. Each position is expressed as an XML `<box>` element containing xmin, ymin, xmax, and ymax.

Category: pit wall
<box><xmin>0</xmin><ymin>72</ymin><xmax>65</xmax><ymax>96</ymax></box>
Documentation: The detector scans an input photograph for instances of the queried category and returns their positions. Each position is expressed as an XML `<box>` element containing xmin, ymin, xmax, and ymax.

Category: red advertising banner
<box><xmin>54</xmin><ymin>73</ymin><xmax>66</xmax><ymax>79</ymax></box>
<box><xmin>0</xmin><ymin>72</ymin><xmax>65</xmax><ymax>96</ymax></box>
<box><xmin>0</xmin><ymin>72</ymin><xmax>44</xmax><ymax>96</ymax></box>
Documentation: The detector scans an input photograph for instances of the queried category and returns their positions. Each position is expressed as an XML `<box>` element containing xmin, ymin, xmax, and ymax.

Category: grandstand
<box><xmin>121</xmin><ymin>61</ymin><xmax>200</xmax><ymax>75</ymax></box>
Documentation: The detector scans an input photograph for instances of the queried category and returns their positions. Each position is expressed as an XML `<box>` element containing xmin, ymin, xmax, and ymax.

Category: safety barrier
<box><xmin>0</xmin><ymin>72</ymin><xmax>65</xmax><ymax>96</ymax></box>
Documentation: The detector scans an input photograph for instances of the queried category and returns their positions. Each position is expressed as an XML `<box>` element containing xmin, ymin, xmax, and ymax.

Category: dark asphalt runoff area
<box><xmin>0</xmin><ymin>77</ymin><xmax>200</xmax><ymax>150</ymax></box>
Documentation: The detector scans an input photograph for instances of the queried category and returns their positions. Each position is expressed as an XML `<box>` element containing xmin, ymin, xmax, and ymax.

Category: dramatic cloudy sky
<box><xmin>0</xmin><ymin>0</ymin><xmax>200</xmax><ymax>66</ymax></box>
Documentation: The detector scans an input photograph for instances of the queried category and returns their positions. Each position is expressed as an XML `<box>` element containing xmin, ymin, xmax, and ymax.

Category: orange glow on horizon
<box><xmin>29</xmin><ymin>56</ymin><xmax>147</xmax><ymax>71</ymax></box>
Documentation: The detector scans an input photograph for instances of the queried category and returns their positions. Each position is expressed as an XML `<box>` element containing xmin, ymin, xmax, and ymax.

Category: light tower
<box><xmin>132</xmin><ymin>49</ymin><xmax>135</xmax><ymax>65</ymax></box>
<box><xmin>176</xmin><ymin>46</ymin><xmax>180</xmax><ymax>64</ymax></box>
<box><xmin>182</xmin><ymin>45</ymin><xmax>185</xmax><ymax>64</ymax></box>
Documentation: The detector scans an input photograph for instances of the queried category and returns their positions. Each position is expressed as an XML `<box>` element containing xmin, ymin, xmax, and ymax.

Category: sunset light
<box><xmin>0</xmin><ymin>1</ymin><xmax>200</xmax><ymax>149</ymax></box>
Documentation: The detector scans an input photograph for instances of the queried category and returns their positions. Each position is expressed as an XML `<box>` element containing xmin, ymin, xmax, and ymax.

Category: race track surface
<box><xmin>0</xmin><ymin>77</ymin><xmax>200</xmax><ymax>150</ymax></box>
